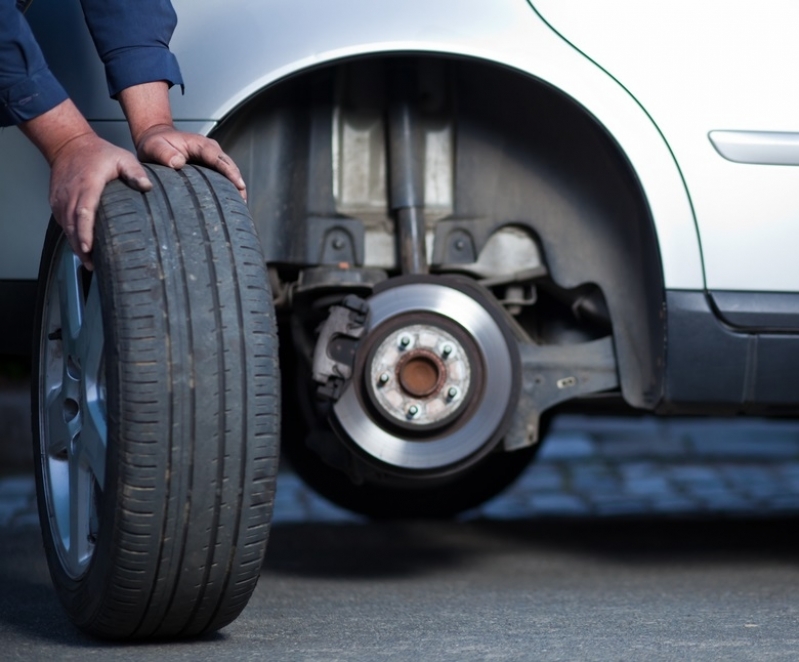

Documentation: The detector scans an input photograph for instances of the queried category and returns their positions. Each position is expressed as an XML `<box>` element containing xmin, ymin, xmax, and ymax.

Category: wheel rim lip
<box><xmin>38</xmin><ymin>236</ymin><xmax>106</xmax><ymax>579</ymax></box>
<box><xmin>333</xmin><ymin>282</ymin><xmax>515</xmax><ymax>470</ymax></box>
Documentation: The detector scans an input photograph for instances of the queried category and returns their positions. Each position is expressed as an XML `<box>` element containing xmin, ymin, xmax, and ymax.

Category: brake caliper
<box><xmin>312</xmin><ymin>295</ymin><xmax>370</xmax><ymax>400</ymax></box>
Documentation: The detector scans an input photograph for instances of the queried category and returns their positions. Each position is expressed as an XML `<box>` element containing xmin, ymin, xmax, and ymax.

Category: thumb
<box><xmin>139</xmin><ymin>134</ymin><xmax>187</xmax><ymax>169</ymax></box>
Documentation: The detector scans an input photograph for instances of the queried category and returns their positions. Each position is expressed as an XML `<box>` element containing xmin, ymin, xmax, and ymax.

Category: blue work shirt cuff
<box><xmin>104</xmin><ymin>46</ymin><xmax>184</xmax><ymax>98</ymax></box>
<box><xmin>0</xmin><ymin>67</ymin><xmax>68</xmax><ymax>127</ymax></box>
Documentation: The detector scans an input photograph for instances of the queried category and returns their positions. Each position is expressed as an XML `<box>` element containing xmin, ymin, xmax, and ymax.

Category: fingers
<box><xmin>137</xmin><ymin>132</ymin><xmax>182</xmax><ymax>169</ymax></box>
<box><xmin>117</xmin><ymin>158</ymin><xmax>154</xmax><ymax>193</ymax></box>
<box><xmin>51</xmin><ymin>186</ymin><xmax>100</xmax><ymax>271</ymax></box>
<box><xmin>73</xmin><ymin>202</ymin><xmax>98</xmax><ymax>270</ymax></box>
<box><xmin>214</xmin><ymin>152</ymin><xmax>248</xmax><ymax>201</ymax></box>
<box><xmin>49</xmin><ymin>136</ymin><xmax>154</xmax><ymax>271</ymax></box>
<box><xmin>189</xmin><ymin>138</ymin><xmax>247</xmax><ymax>200</ymax></box>
<box><xmin>60</xmin><ymin>168</ymin><xmax>108</xmax><ymax>270</ymax></box>
<box><xmin>138</xmin><ymin>129</ymin><xmax>247</xmax><ymax>201</ymax></box>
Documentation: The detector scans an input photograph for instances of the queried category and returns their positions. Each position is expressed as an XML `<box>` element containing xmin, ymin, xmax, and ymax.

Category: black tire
<box><xmin>32</xmin><ymin>165</ymin><xmax>279</xmax><ymax>639</ymax></box>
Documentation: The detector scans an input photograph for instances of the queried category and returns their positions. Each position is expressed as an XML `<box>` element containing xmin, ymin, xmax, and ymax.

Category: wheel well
<box><xmin>213</xmin><ymin>54</ymin><xmax>666</xmax><ymax>410</ymax></box>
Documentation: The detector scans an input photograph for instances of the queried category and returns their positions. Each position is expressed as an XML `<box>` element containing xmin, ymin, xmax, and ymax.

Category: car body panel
<box><xmin>532</xmin><ymin>0</ymin><xmax>799</xmax><ymax>292</ymax></box>
<box><xmin>10</xmin><ymin>0</ymin><xmax>704</xmax><ymax>290</ymax></box>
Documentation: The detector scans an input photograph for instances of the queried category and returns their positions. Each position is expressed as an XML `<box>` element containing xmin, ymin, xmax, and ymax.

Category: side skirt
<box><xmin>661</xmin><ymin>290</ymin><xmax>799</xmax><ymax>415</ymax></box>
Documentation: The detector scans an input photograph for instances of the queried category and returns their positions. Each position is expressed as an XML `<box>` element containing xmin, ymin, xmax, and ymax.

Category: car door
<box><xmin>531</xmin><ymin>0</ymin><xmax>799</xmax><ymax>293</ymax></box>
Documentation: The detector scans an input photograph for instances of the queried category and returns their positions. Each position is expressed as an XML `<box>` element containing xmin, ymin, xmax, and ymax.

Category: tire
<box><xmin>31</xmin><ymin>165</ymin><xmax>279</xmax><ymax>639</ymax></box>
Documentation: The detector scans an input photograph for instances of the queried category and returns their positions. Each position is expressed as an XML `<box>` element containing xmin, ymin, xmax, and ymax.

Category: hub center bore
<box><xmin>397</xmin><ymin>352</ymin><xmax>443</xmax><ymax>398</ymax></box>
<box><xmin>365</xmin><ymin>322</ymin><xmax>473</xmax><ymax>427</ymax></box>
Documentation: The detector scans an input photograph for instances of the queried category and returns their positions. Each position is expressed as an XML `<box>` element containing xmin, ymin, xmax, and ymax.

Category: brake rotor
<box><xmin>332</xmin><ymin>276</ymin><xmax>520</xmax><ymax>474</ymax></box>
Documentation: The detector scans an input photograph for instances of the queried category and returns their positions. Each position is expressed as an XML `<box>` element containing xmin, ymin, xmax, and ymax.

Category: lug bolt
<box><xmin>441</xmin><ymin>344</ymin><xmax>453</xmax><ymax>357</ymax></box>
<box><xmin>408</xmin><ymin>405</ymin><xmax>419</xmax><ymax>418</ymax></box>
<box><xmin>399</xmin><ymin>335</ymin><xmax>411</xmax><ymax>349</ymax></box>
<box><xmin>378</xmin><ymin>372</ymin><xmax>390</xmax><ymax>386</ymax></box>
<box><xmin>447</xmin><ymin>386</ymin><xmax>459</xmax><ymax>401</ymax></box>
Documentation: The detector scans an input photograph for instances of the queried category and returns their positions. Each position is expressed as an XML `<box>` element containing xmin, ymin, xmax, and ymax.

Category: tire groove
<box><xmin>133</xmin><ymin>166</ymin><xmax>195</xmax><ymax>637</ymax></box>
<box><xmin>195</xmin><ymin>166</ymin><xmax>251</xmax><ymax>630</ymax></box>
<box><xmin>176</xmin><ymin>167</ymin><xmax>228</xmax><ymax>635</ymax></box>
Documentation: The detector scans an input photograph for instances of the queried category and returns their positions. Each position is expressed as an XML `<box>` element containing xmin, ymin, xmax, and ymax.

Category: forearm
<box><xmin>18</xmin><ymin>99</ymin><xmax>95</xmax><ymax>166</ymax></box>
<box><xmin>118</xmin><ymin>81</ymin><xmax>174</xmax><ymax>145</ymax></box>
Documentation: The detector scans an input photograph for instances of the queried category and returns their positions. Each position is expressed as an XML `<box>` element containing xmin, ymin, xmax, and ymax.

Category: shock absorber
<box><xmin>388</xmin><ymin>62</ymin><xmax>428</xmax><ymax>275</ymax></box>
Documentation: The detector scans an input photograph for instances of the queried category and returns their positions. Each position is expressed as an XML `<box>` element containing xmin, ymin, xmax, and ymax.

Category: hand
<box><xmin>48</xmin><ymin>133</ymin><xmax>153</xmax><ymax>270</ymax></box>
<box><xmin>134</xmin><ymin>124</ymin><xmax>247</xmax><ymax>201</ymax></box>
<box><xmin>21</xmin><ymin>100</ymin><xmax>154</xmax><ymax>269</ymax></box>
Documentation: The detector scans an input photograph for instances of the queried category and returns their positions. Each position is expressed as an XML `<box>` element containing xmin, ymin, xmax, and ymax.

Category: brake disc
<box><xmin>314</xmin><ymin>276</ymin><xmax>520</xmax><ymax>475</ymax></box>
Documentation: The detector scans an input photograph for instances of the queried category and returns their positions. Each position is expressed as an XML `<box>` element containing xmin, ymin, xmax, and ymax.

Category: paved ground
<box><xmin>2</xmin><ymin>380</ymin><xmax>799</xmax><ymax>659</ymax></box>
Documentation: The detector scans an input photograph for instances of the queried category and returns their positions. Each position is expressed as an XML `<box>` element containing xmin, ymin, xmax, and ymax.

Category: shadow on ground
<box><xmin>263</xmin><ymin>513</ymin><xmax>799</xmax><ymax>581</ymax></box>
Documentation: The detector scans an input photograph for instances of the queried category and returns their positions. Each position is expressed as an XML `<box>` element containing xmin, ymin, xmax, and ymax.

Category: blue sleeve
<box><xmin>0</xmin><ymin>0</ymin><xmax>68</xmax><ymax>126</ymax></box>
<box><xmin>80</xmin><ymin>0</ymin><xmax>184</xmax><ymax>98</ymax></box>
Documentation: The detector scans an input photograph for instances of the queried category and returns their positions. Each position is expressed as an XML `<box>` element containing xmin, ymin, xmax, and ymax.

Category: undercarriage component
<box><xmin>312</xmin><ymin>276</ymin><xmax>520</xmax><ymax>477</ymax></box>
<box><xmin>504</xmin><ymin>336</ymin><xmax>619</xmax><ymax>450</ymax></box>
<box><xmin>297</xmin><ymin>272</ymin><xmax>619</xmax><ymax>517</ymax></box>
<box><xmin>388</xmin><ymin>63</ymin><xmax>428</xmax><ymax>274</ymax></box>
<box><xmin>311</xmin><ymin>294</ymin><xmax>370</xmax><ymax>400</ymax></box>
<box><xmin>217</xmin><ymin>56</ymin><xmax>665</xmax><ymax>410</ymax></box>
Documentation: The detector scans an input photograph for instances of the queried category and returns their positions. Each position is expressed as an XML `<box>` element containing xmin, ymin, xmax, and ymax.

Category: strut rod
<box><xmin>388</xmin><ymin>64</ymin><xmax>428</xmax><ymax>275</ymax></box>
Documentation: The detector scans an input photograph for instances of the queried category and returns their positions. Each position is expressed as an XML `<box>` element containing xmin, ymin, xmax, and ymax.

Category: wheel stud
<box><xmin>407</xmin><ymin>404</ymin><xmax>419</xmax><ymax>418</ymax></box>
<box><xmin>441</xmin><ymin>344</ymin><xmax>453</xmax><ymax>357</ymax></box>
<box><xmin>399</xmin><ymin>335</ymin><xmax>411</xmax><ymax>349</ymax></box>
<box><xmin>378</xmin><ymin>372</ymin><xmax>390</xmax><ymax>386</ymax></box>
<box><xmin>447</xmin><ymin>386</ymin><xmax>459</xmax><ymax>401</ymax></box>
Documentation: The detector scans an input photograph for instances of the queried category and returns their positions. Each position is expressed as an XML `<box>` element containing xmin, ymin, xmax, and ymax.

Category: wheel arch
<box><xmin>173</xmin><ymin>1</ymin><xmax>706</xmax><ymax>411</ymax></box>
<box><xmin>211</xmin><ymin>51</ymin><xmax>672</xmax><ymax>410</ymax></box>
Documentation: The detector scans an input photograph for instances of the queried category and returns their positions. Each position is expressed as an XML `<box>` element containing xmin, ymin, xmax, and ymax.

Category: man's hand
<box><xmin>135</xmin><ymin>124</ymin><xmax>247</xmax><ymax>200</ymax></box>
<box><xmin>21</xmin><ymin>99</ymin><xmax>153</xmax><ymax>270</ymax></box>
<box><xmin>120</xmin><ymin>82</ymin><xmax>247</xmax><ymax>201</ymax></box>
<box><xmin>22</xmin><ymin>84</ymin><xmax>246</xmax><ymax>270</ymax></box>
<box><xmin>49</xmin><ymin>133</ymin><xmax>154</xmax><ymax>269</ymax></box>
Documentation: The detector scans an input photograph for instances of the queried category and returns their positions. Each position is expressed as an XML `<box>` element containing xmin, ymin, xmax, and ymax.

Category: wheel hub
<box><xmin>367</xmin><ymin>323</ymin><xmax>472</xmax><ymax>427</ymax></box>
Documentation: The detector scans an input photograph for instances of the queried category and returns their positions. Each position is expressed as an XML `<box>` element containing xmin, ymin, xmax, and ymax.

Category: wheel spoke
<box><xmin>57</xmin><ymin>248</ymin><xmax>84</xmax><ymax>357</ymax></box>
<box><xmin>77</xmin><ymin>274</ymin><xmax>106</xmax><ymax>490</ymax></box>
<box><xmin>78</xmin><ymin>276</ymin><xmax>103</xmax><ymax>376</ymax></box>
<box><xmin>79</xmin><ymin>404</ymin><xmax>106</xmax><ymax>490</ymax></box>
<box><xmin>68</xmin><ymin>451</ymin><xmax>92</xmax><ymax>572</ymax></box>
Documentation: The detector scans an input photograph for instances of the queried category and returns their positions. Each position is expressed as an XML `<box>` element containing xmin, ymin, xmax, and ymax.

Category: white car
<box><xmin>2</xmin><ymin>0</ymin><xmax>798</xmax><ymax>639</ymax></box>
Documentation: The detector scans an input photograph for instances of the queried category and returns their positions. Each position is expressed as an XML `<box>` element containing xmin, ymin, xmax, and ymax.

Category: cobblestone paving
<box><xmin>4</xmin><ymin>416</ymin><xmax>799</xmax><ymax>529</ymax></box>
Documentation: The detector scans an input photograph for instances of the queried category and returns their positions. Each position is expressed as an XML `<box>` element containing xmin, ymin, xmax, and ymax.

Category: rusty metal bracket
<box><xmin>504</xmin><ymin>336</ymin><xmax>619</xmax><ymax>450</ymax></box>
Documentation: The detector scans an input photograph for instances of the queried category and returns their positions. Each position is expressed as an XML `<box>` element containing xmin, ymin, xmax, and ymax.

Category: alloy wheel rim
<box><xmin>38</xmin><ymin>237</ymin><xmax>107</xmax><ymax>579</ymax></box>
